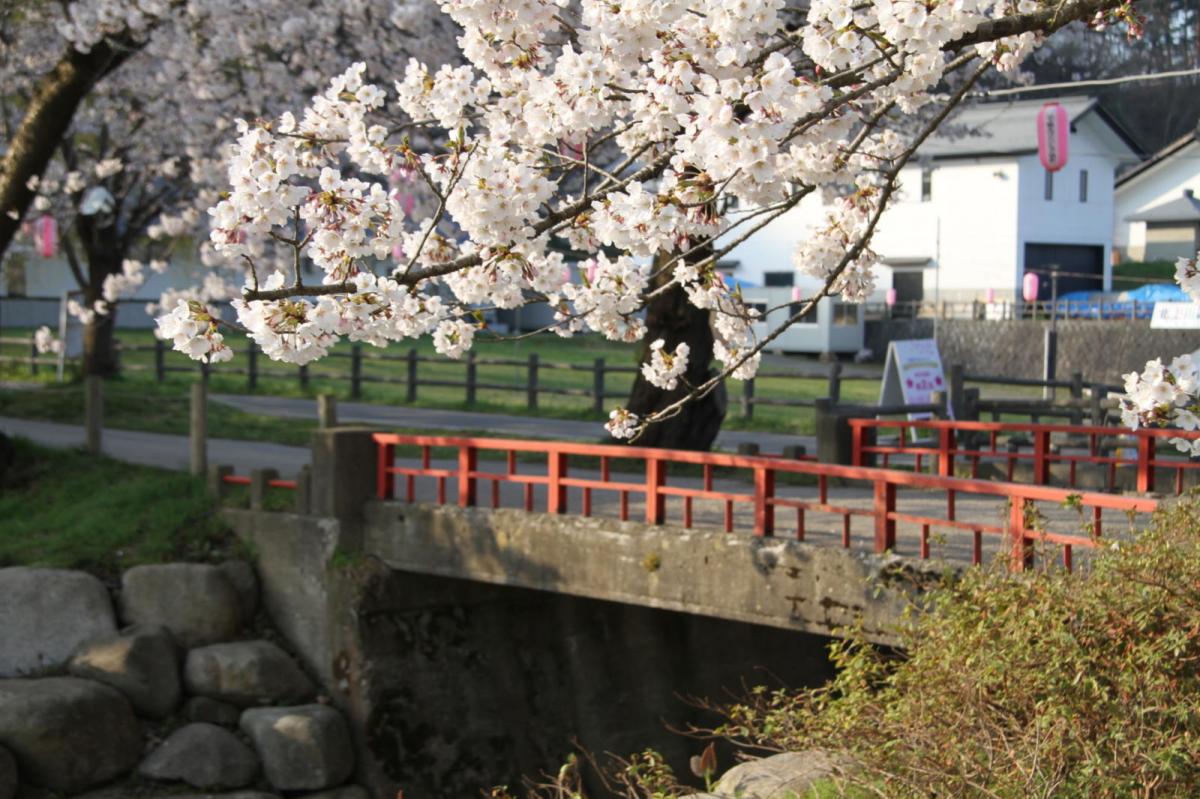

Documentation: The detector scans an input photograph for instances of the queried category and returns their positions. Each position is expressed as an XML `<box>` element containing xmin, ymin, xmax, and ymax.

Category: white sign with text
<box><xmin>879</xmin><ymin>338</ymin><xmax>949</xmax><ymax>421</ymax></box>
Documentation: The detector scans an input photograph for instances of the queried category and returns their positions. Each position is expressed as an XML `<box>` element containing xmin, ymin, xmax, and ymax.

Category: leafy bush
<box><xmin>712</xmin><ymin>498</ymin><xmax>1200</xmax><ymax>798</ymax></box>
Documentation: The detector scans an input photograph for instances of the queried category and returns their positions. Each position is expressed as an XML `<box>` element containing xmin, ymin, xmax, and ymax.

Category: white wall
<box><xmin>1014</xmin><ymin>112</ymin><xmax>1140</xmax><ymax>291</ymax></box>
<box><xmin>1114</xmin><ymin>139</ymin><xmax>1200</xmax><ymax>260</ymax></box>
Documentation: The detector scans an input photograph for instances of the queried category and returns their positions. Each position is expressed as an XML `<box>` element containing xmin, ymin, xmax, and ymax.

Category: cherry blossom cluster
<box><xmin>1121</xmin><ymin>249</ymin><xmax>1200</xmax><ymax>453</ymax></box>
<box><xmin>122</xmin><ymin>0</ymin><xmax>1134</xmax><ymax>438</ymax></box>
<box><xmin>641</xmin><ymin>340</ymin><xmax>691</xmax><ymax>391</ymax></box>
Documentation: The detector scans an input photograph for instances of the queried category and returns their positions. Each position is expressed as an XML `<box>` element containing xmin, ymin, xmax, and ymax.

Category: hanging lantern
<box><xmin>791</xmin><ymin>286</ymin><xmax>803</xmax><ymax>303</ymax></box>
<box><xmin>37</xmin><ymin>215</ymin><xmax>57</xmax><ymax>258</ymax></box>
<box><xmin>1036</xmin><ymin>102</ymin><xmax>1069</xmax><ymax>173</ymax></box>
<box><xmin>985</xmin><ymin>288</ymin><xmax>996</xmax><ymax>304</ymax></box>
<box><xmin>1022</xmin><ymin>272</ymin><xmax>1040</xmax><ymax>303</ymax></box>
<box><xmin>885</xmin><ymin>288</ymin><xmax>898</xmax><ymax>307</ymax></box>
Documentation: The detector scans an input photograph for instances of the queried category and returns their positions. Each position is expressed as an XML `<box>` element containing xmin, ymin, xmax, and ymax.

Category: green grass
<box><xmin>0</xmin><ymin>437</ymin><xmax>239</xmax><ymax>577</ymax></box>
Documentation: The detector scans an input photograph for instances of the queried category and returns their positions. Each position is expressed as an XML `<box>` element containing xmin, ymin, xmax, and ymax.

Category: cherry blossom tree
<box><xmin>4</xmin><ymin>0</ymin><xmax>456</xmax><ymax>375</ymax></box>
<box><xmin>142</xmin><ymin>0</ymin><xmax>1137</xmax><ymax>442</ymax></box>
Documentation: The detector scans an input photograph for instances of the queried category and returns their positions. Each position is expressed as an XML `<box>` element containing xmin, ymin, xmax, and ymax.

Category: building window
<box><xmin>763</xmin><ymin>271</ymin><xmax>794</xmax><ymax>287</ymax></box>
<box><xmin>832</xmin><ymin>303</ymin><xmax>858</xmax><ymax>326</ymax></box>
<box><xmin>790</xmin><ymin>302</ymin><xmax>818</xmax><ymax>324</ymax></box>
<box><xmin>921</xmin><ymin>167</ymin><xmax>932</xmax><ymax>202</ymax></box>
<box><xmin>1044</xmin><ymin>170</ymin><xmax>1054</xmax><ymax>201</ymax></box>
<box><xmin>1079</xmin><ymin>169</ymin><xmax>1088</xmax><ymax>203</ymax></box>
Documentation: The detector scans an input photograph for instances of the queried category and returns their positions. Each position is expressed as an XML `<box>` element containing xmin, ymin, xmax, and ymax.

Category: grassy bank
<box><xmin>0</xmin><ymin>437</ymin><xmax>238</xmax><ymax>577</ymax></box>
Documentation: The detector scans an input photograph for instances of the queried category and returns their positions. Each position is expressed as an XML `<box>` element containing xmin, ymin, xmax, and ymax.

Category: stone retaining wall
<box><xmin>866</xmin><ymin>318</ymin><xmax>1200</xmax><ymax>384</ymax></box>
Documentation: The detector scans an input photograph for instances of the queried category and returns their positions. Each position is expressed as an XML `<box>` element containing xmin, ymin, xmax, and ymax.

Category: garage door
<box><xmin>1023</xmin><ymin>243</ymin><xmax>1104</xmax><ymax>298</ymax></box>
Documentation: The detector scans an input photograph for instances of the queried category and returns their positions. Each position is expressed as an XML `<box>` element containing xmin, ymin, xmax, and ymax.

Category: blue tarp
<box><xmin>1118</xmin><ymin>283</ymin><xmax>1189</xmax><ymax>303</ymax></box>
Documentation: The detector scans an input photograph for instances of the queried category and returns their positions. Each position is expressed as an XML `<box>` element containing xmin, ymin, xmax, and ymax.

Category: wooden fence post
<box><xmin>1090</xmin><ymin>384</ymin><xmax>1107</xmax><ymax>427</ymax></box>
<box><xmin>527</xmin><ymin>353</ymin><xmax>539</xmax><ymax>410</ymax></box>
<box><xmin>1008</xmin><ymin>497</ymin><xmax>1032</xmax><ymax>572</ymax></box>
<box><xmin>318</xmin><ymin>394</ymin><xmax>337</xmax><ymax>428</ymax></box>
<box><xmin>458</xmin><ymin>444</ymin><xmax>478</xmax><ymax>507</ymax></box>
<box><xmin>406</xmin><ymin>348</ymin><xmax>418</xmax><ymax>402</ymax></box>
<box><xmin>827</xmin><ymin>362</ymin><xmax>842</xmax><ymax>405</ymax></box>
<box><xmin>350</xmin><ymin>344</ymin><xmax>362</xmax><ymax>399</ymax></box>
<box><xmin>948</xmin><ymin>363</ymin><xmax>965</xmax><ymax>419</ymax></box>
<box><xmin>154</xmin><ymin>339</ymin><xmax>165</xmax><ymax>383</ymax></box>
<box><xmin>592</xmin><ymin>358</ymin><xmax>605</xmax><ymax>415</ymax></box>
<box><xmin>645</xmin><ymin>455</ymin><xmax>665</xmax><ymax>525</ymax></box>
<box><xmin>29</xmin><ymin>338</ymin><xmax>38</xmax><ymax>376</ymax></box>
<box><xmin>741</xmin><ymin>378</ymin><xmax>755</xmax><ymax>418</ymax></box>
<box><xmin>465</xmin><ymin>352</ymin><xmax>477</xmax><ymax>406</ymax></box>
<box><xmin>1069</xmin><ymin>372</ymin><xmax>1084</xmax><ymax>425</ymax></box>
<box><xmin>85</xmin><ymin>375</ymin><xmax>103</xmax><ymax>455</ymax></box>
<box><xmin>247</xmin><ymin>341</ymin><xmax>258</xmax><ymax>391</ymax></box>
<box><xmin>547</xmin><ymin>449</ymin><xmax>566</xmax><ymax>513</ymax></box>
<box><xmin>190</xmin><ymin>382</ymin><xmax>207</xmax><ymax>476</ymax></box>
<box><xmin>298</xmin><ymin>364</ymin><xmax>309</xmax><ymax>391</ymax></box>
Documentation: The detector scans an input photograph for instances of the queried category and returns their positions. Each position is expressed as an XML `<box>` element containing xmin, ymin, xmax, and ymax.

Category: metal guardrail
<box><xmin>848</xmin><ymin>418</ymin><xmax>1200</xmax><ymax>496</ymax></box>
<box><xmin>372</xmin><ymin>433</ymin><xmax>1160</xmax><ymax>572</ymax></box>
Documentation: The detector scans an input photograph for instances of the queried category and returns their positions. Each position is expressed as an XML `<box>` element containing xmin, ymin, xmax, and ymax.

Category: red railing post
<box><xmin>376</xmin><ymin>439</ymin><xmax>395</xmax><ymax>500</ymax></box>
<box><xmin>753</xmin><ymin>464</ymin><xmax>775</xmax><ymax>537</ymax></box>
<box><xmin>851</xmin><ymin>421</ymin><xmax>864</xmax><ymax>466</ymax></box>
<box><xmin>937</xmin><ymin>427</ymin><xmax>954</xmax><ymax>477</ymax></box>
<box><xmin>547</xmin><ymin>450</ymin><xmax>567</xmax><ymax>514</ymax></box>
<box><xmin>458</xmin><ymin>444</ymin><xmax>477</xmax><ymax>507</ymax></box>
<box><xmin>1033</xmin><ymin>429</ymin><xmax>1051</xmax><ymax>485</ymax></box>
<box><xmin>873</xmin><ymin>478</ymin><xmax>896</xmax><ymax>553</ymax></box>
<box><xmin>1136</xmin><ymin>433</ymin><xmax>1155</xmax><ymax>494</ymax></box>
<box><xmin>1008</xmin><ymin>496</ymin><xmax>1032</xmax><ymax>572</ymax></box>
<box><xmin>645</xmin><ymin>455</ymin><xmax>665</xmax><ymax>525</ymax></box>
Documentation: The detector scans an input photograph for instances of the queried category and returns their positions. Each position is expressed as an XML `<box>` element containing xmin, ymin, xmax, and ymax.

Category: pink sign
<box><xmin>1036</xmin><ymin>102</ymin><xmax>1069</xmax><ymax>173</ymax></box>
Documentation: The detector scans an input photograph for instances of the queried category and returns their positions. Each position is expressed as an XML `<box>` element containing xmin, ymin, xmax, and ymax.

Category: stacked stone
<box><xmin>0</xmin><ymin>564</ymin><xmax>364</xmax><ymax>799</ymax></box>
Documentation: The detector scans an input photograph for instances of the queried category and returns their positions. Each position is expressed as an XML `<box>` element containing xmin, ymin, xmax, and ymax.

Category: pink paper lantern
<box><xmin>791</xmin><ymin>286</ymin><xmax>803</xmax><ymax>302</ymax></box>
<box><xmin>1036</xmin><ymin>102</ymin><xmax>1069</xmax><ymax>173</ymax></box>
<box><xmin>1022</xmin><ymin>272</ymin><xmax>1040</xmax><ymax>303</ymax></box>
<box><xmin>37</xmin><ymin>215</ymin><xmax>57</xmax><ymax>258</ymax></box>
<box><xmin>885</xmin><ymin>288</ymin><xmax>898</xmax><ymax>307</ymax></box>
<box><xmin>985</xmin><ymin>288</ymin><xmax>996</xmax><ymax>304</ymax></box>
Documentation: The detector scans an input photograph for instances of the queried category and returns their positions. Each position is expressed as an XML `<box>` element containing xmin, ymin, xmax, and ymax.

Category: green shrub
<box><xmin>713</xmin><ymin>498</ymin><xmax>1200</xmax><ymax>798</ymax></box>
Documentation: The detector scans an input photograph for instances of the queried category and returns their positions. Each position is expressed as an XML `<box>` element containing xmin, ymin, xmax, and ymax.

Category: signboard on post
<box><xmin>879</xmin><ymin>338</ymin><xmax>949</xmax><ymax>421</ymax></box>
<box><xmin>1151</xmin><ymin>302</ymin><xmax>1200</xmax><ymax>329</ymax></box>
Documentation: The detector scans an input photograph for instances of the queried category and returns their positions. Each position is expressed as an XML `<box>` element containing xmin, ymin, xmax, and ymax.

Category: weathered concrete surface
<box><xmin>361</xmin><ymin>503</ymin><xmax>928</xmax><ymax>646</ymax></box>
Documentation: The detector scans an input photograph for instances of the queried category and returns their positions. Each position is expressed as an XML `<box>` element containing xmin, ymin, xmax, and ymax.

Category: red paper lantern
<box><xmin>37</xmin><ymin>215</ymin><xmax>57</xmax><ymax>258</ymax></box>
<box><xmin>1037</xmin><ymin>102</ymin><xmax>1069</xmax><ymax>173</ymax></box>
<box><xmin>1022</xmin><ymin>272</ymin><xmax>1040</xmax><ymax>303</ymax></box>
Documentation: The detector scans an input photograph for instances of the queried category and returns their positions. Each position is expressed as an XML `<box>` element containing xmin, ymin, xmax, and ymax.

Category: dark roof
<box><xmin>1116</xmin><ymin>129</ymin><xmax>1199</xmax><ymax>187</ymax></box>
<box><xmin>1126</xmin><ymin>191</ymin><xmax>1200</xmax><ymax>223</ymax></box>
<box><xmin>920</xmin><ymin>96</ymin><xmax>1138</xmax><ymax>158</ymax></box>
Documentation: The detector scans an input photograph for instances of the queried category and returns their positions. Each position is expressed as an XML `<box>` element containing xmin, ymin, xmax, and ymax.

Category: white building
<box><xmin>1114</xmin><ymin>130</ymin><xmax>1200</xmax><ymax>263</ymax></box>
<box><xmin>730</xmin><ymin>97</ymin><xmax>1142</xmax><ymax>309</ymax></box>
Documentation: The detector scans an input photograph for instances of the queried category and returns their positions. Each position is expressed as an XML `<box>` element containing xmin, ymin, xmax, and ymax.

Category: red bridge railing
<box><xmin>372</xmin><ymin>433</ymin><xmax>1159</xmax><ymax>572</ymax></box>
<box><xmin>847</xmin><ymin>419</ymin><xmax>1200</xmax><ymax>494</ymax></box>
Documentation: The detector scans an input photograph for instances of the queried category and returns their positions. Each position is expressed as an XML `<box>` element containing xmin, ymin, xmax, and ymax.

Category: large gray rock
<box><xmin>707</xmin><ymin>751</ymin><xmax>854</xmax><ymax>799</ymax></box>
<box><xmin>120</xmin><ymin>564</ymin><xmax>242</xmax><ymax>647</ymax></box>
<box><xmin>240</xmin><ymin>705</ymin><xmax>354</xmax><ymax>791</ymax></box>
<box><xmin>68</xmin><ymin>625</ymin><xmax>180</xmax><ymax>719</ymax></box>
<box><xmin>0</xmin><ymin>677</ymin><xmax>142</xmax><ymax>793</ymax></box>
<box><xmin>185</xmin><ymin>696</ymin><xmax>242</xmax><ymax>727</ymax></box>
<box><xmin>0</xmin><ymin>567</ymin><xmax>117</xmax><ymax>676</ymax></box>
<box><xmin>218</xmin><ymin>560</ymin><xmax>260</xmax><ymax>621</ymax></box>
<box><xmin>139</xmin><ymin>723</ymin><xmax>258</xmax><ymax>789</ymax></box>
<box><xmin>0</xmin><ymin>745</ymin><xmax>15</xmax><ymax>799</ymax></box>
<box><xmin>185</xmin><ymin>641</ymin><xmax>315</xmax><ymax>707</ymax></box>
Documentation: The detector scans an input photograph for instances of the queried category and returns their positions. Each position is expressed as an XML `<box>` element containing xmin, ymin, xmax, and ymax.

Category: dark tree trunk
<box><xmin>0</xmin><ymin>35</ymin><xmax>140</xmax><ymax>259</ymax></box>
<box><xmin>624</xmin><ymin>266</ymin><xmax>726</xmax><ymax>451</ymax></box>
<box><xmin>79</xmin><ymin>224</ymin><xmax>123</xmax><ymax>378</ymax></box>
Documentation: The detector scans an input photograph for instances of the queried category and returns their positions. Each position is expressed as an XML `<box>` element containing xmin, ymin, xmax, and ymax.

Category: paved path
<box><xmin>212</xmin><ymin>394</ymin><xmax>815</xmax><ymax>454</ymax></box>
<box><xmin>0</xmin><ymin>416</ymin><xmax>311</xmax><ymax>477</ymax></box>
